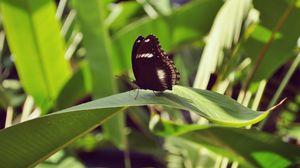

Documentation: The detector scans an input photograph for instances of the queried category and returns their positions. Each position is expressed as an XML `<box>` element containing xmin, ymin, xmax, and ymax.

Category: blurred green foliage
<box><xmin>0</xmin><ymin>0</ymin><xmax>300</xmax><ymax>167</ymax></box>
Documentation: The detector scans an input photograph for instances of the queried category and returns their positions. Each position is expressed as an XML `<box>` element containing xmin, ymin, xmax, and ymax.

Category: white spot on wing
<box><xmin>157</xmin><ymin>69</ymin><xmax>165</xmax><ymax>79</ymax></box>
<box><xmin>157</xmin><ymin>69</ymin><xmax>167</xmax><ymax>87</ymax></box>
<box><xmin>137</xmin><ymin>53</ymin><xmax>154</xmax><ymax>58</ymax></box>
<box><xmin>144</xmin><ymin>38</ymin><xmax>150</xmax><ymax>42</ymax></box>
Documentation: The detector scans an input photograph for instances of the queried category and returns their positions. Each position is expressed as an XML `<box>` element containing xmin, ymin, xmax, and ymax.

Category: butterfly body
<box><xmin>132</xmin><ymin>35</ymin><xmax>180</xmax><ymax>91</ymax></box>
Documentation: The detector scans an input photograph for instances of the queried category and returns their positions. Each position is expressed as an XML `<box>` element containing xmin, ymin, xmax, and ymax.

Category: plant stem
<box><xmin>259</xmin><ymin>51</ymin><xmax>300</xmax><ymax>129</ymax></box>
<box><xmin>124</xmin><ymin>131</ymin><xmax>131</xmax><ymax>168</ymax></box>
<box><xmin>5</xmin><ymin>106</ymin><xmax>13</xmax><ymax>128</ymax></box>
<box><xmin>268</xmin><ymin>52</ymin><xmax>300</xmax><ymax>108</ymax></box>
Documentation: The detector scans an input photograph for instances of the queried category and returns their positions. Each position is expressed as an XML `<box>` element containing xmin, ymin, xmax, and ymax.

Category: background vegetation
<box><xmin>0</xmin><ymin>0</ymin><xmax>300</xmax><ymax>167</ymax></box>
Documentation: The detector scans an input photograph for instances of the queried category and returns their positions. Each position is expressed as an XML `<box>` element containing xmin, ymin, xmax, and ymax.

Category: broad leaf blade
<box><xmin>62</xmin><ymin>85</ymin><xmax>272</xmax><ymax>126</ymax></box>
<box><xmin>0</xmin><ymin>107</ymin><xmax>122</xmax><ymax>167</ymax></box>
<box><xmin>0</xmin><ymin>85</ymin><xmax>274</xmax><ymax>167</ymax></box>
<box><xmin>0</xmin><ymin>0</ymin><xmax>71</xmax><ymax>112</ymax></box>
<box><xmin>152</xmin><ymin>121</ymin><xmax>300</xmax><ymax>167</ymax></box>
<box><xmin>1</xmin><ymin>0</ymin><xmax>70</xmax><ymax>111</ymax></box>
<box><xmin>171</xmin><ymin>86</ymin><xmax>268</xmax><ymax>126</ymax></box>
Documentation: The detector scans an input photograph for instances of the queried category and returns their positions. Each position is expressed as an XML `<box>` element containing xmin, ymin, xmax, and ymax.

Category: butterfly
<box><xmin>132</xmin><ymin>35</ymin><xmax>180</xmax><ymax>92</ymax></box>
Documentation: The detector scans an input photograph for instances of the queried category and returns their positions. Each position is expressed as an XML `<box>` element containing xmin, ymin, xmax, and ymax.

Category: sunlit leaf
<box><xmin>0</xmin><ymin>0</ymin><xmax>71</xmax><ymax>112</ymax></box>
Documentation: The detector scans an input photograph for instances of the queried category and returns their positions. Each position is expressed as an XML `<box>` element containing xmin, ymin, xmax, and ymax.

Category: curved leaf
<box><xmin>0</xmin><ymin>107</ymin><xmax>122</xmax><ymax>167</ymax></box>
<box><xmin>0</xmin><ymin>86</ymin><xmax>274</xmax><ymax>167</ymax></box>
<box><xmin>151</xmin><ymin>120</ymin><xmax>300</xmax><ymax>168</ymax></box>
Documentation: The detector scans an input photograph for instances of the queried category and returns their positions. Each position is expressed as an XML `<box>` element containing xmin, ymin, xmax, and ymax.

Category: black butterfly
<box><xmin>132</xmin><ymin>35</ymin><xmax>180</xmax><ymax>92</ymax></box>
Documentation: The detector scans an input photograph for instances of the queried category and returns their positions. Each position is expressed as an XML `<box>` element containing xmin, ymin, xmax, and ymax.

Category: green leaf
<box><xmin>285</xmin><ymin>124</ymin><xmax>300</xmax><ymax>139</ymax></box>
<box><xmin>171</xmin><ymin>86</ymin><xmax>269</xmax><ymax>126</ymax></box>
<box><xmin>106</xmin><ymin>1</ymin><xmax>142</xmax><ymax>32</ymax></box>
<box><xmin>0</xmin><ymin>85</ymin><xmax>9</xmax><ymax>108</ymax></box>
<box><xmin>152</xmin><ymin>120</ymin><xmax>300</xmax><ymax>168</ymax></box>
<box><xmin>0</xmin><ymin>0</ymin><xmax>71</xmax><ymax>112</ymax></box>
<box><xmin>0</xmin><ymin>85</ymin><xmax>276</xmax><ymax>167</ymax></box>
<box><xmin>249</xmin><ymin>25</ymin><xmax>282</xmax><ymax>43</ymax></box>
<box><xmin>244</xmin><ymin>0</ymin><xmax>300</xmax><ymax>81</ymax></box>
<box><xmin>164</xmin><ymin>134</ymin><xmax>218</xmax><ymax>168</ymax></box>
<box><xmin>73</xmin><ymin>0</ymin><xmax>116</xmax><ymax>97</ymax></box>
<box><xmin>55</xmin><ymin>62</ymin><xmax>91</xmax><ymax>110</ymax></box>
<box><xmin>72</xmin><ymin>0</ymin><xmax>123</xmax><ymax>149</ymax></box>
<box><xmin>61</xmin><ymin>85</ymin><xmax>269</xmax><ymax>127</ymax></box>
<box><xmin>0</xmin><ymin>107</ymin><xmax>122</xmax><ymax>167</ymax></box>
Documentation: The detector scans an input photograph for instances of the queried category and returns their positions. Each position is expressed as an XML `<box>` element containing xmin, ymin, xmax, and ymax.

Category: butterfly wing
<box><xmin>132</xmin><ymin>36</ymin><xmax>144</xmax><ymax>83</ymax></box>
<box><xmin>131</xmin><ymin>35</ymin><xmax>180</xmax><ymax>91</ymax></box>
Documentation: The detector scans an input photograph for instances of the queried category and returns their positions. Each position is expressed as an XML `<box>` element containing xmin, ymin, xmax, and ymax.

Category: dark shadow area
<box><xmin>77</xmin><ymin>149</ymin><xmax>165</xmax><ymax>168</ymax></box>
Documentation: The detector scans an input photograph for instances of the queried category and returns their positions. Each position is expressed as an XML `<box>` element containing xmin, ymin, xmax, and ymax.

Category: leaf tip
<box><xmin>269</xmin><ymin>98</ymin><xmax>287</xmax><ymax>111</ymax></box>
